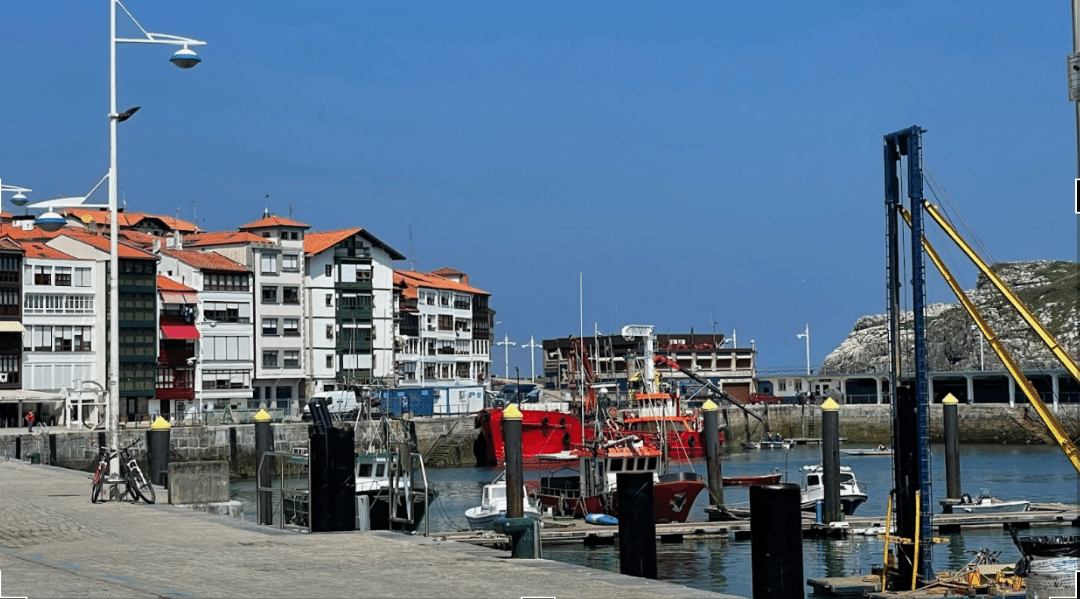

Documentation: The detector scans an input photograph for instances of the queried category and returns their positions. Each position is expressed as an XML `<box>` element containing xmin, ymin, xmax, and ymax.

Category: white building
<box><xmin>158</xmin><ymin>249</ymin><xmax>254</xmax><ymax>413</ymax></box>
<box><xmin>394</xmin><ymin>269</ymin><xmax>492</xmax><ymax>390</ymax></box>
<box><xmin>303</xmin><ymin>228</ymin><xmax>405</xmax><ymax>394</ymax></box>
<box><xmin>20</xmin><ymin>242</ymin><xmax>104</xmax><ymax>393</ymax></box>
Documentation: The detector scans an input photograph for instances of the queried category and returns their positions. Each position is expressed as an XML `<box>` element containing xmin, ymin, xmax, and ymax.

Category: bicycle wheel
<box><xmin>124</xmin><ymin>471</ymin><xmax>139</xmax><ymax>503</ymax></box>
<box><xmin>91</xmin><ymin>468</ymin><xmax>105</xmax><ymax>504</ymax></box>
<box><xmin>131</xmin><ymin>469</ymin><xmax>156</xmax><ymax>504</ymax></box>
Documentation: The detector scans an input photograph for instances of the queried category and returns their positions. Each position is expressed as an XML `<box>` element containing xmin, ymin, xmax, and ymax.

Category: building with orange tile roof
<box><xmin>392</xmin><ymin>269</ymin><xmax>493</xmax><ymax>399</ymax></box>
<box><xmin>303</xmin><ymin>229</ymin><xmax>404</xmax><ymax>396</ymax></box>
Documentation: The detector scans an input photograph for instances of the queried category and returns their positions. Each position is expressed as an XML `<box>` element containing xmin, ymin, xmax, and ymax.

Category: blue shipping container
<box><xmin>375</xmin><ymin>388</ymin><xmax>435</xmax><ymax>416</ymax></box>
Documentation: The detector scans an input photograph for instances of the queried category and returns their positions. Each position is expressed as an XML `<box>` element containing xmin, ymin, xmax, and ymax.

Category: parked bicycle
<box><xmin>89</xmin><ymin>438</ymin><xmax>156</xmax><ymax>504</ymax></box>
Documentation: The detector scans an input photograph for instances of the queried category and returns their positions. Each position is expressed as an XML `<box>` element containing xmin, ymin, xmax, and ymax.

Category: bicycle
<box><xmin>88</xmin><ymin>438</ymin><xmax>156</xmax><ymax>504</ymax></box>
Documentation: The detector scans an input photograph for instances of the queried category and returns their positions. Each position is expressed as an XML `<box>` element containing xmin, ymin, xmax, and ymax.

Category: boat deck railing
<box><xmin>257</xmin><ymin>450</ymin><xmax>311</xmax><ymax>531</ymax></box>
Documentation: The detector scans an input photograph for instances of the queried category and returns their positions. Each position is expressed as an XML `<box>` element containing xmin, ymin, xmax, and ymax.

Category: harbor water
<box><xmin>231</xmin><ymin>443</ymin><xmax>1080</xmax><ymax>597</ymax></box>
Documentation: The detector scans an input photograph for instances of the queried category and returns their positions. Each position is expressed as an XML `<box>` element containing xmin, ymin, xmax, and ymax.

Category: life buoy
<box><xmin>961</xmin><ymin>493</ymin><xmax>973</xmax><ymax>504</ymax></box>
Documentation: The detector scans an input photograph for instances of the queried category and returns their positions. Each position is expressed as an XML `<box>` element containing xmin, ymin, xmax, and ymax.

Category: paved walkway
<box><xmin>0</xmin><ymin>458</ymin><xmax>743</xmax><ymax>599</ymax></box>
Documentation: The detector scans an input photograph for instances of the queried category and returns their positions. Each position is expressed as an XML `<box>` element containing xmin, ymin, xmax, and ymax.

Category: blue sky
<box><xmin>1</xmin><ymin>1</ymin><xmax>1076</xmax><ymax>375</ymax></box>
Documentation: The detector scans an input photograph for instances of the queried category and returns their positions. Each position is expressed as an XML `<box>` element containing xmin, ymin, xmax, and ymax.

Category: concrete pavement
<box><xmin>0</xmin><ymin>458</ymin><xmax>743</xmax><ymax>599</ymax></box>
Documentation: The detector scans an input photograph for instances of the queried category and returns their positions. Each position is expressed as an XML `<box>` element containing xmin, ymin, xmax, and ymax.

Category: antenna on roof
<box><xmin>190</xmin><ymin>200</ymin><xmax>198</xmax><ymax>231</ymax></box>
<box><xmin>289</xmin><ymin>204</ymin><xmax>294</xmax><ymax>218</ymax></box>
<box><xmin>263</xmin><ymin>195</ymin><xmax>270</xmax><ymax>219</ymax></box>
<box><xmin>408</xmin><ymin>224</ymin><xmax>415</xmax><ymax>270</ymax></box>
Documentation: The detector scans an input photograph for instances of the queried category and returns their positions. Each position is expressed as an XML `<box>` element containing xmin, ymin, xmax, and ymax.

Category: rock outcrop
<box><xmin>821</xmin><ymin>260</ymin><xmax>1079</xmax><ymax>374</ymax></box>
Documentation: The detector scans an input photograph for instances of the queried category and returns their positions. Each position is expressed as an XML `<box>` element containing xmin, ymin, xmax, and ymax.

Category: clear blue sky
<box><xmin>2</xmin><ymin>1</ymin><xmax>1076</xmax><ymax>376</ymax></box>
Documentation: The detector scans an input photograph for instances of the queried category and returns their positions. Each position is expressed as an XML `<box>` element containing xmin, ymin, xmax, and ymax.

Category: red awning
<box><xmin>160</xmin><ymin>325</ymin><xmax>200</xmax><ymax>340</ymax></box>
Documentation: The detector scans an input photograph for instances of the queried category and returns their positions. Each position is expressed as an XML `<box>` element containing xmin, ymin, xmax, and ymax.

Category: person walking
<box><xmin>25</xmin><ymin>410</ymin><xmax>35</xmax><ymax>433</ymax></box>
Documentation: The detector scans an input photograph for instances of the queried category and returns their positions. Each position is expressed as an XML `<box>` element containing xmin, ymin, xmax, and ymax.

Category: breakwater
<box><xmin>3</xmin><ymin>404</ymin><xmax>1076</xmax><ymax>472</ymax></box>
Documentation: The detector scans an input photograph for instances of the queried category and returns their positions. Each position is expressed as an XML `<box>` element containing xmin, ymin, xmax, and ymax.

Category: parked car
<box><xmin>747</xmin><ymin>392</ymin><xmax>782</xmax><ymax>405</ymax></box>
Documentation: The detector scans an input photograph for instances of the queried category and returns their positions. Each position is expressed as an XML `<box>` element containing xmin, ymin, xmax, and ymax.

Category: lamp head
<box><xmin>10</xmin><ymin>192</ymin><xmax>28</xmax><ymax>207</ymax></box>
<box><xmin>35</xmin><ymin>210</ymin><xmax>67</xmax><ymax>232</ymax></box>
<box><xmin>170</xmin><ymin>46</ymin><xmax>201</xmax><ymax>69</ymax></box>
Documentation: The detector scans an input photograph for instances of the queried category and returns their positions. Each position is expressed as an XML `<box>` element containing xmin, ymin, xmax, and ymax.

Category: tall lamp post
<box><xmin>0</xmin><ymin>181</ymin><xmax>32</xmax><ymax>209</ymax></box>
<box><xmin>522</xmin><ymin>335</ymin><xmax>541</xmax><ymax>382</ymax></box>
<box><xmin>496</xmin><ymin>334</ymin><xmax>516</xmax><ymax>380</ymax></box>
<box><xmin>797</xmin><ymin>324</ymin><xmax>811</xmax><ymax>376</ymax></box>
<box><xmin>106</xmin><ymin>1</ymin><xmax>206</xmax><ymax>476</ymax></box>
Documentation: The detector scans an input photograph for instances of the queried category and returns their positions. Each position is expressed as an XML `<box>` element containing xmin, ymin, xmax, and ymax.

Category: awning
<box><xmin>0</xmin><ymin>389</ymin><xmax>65</xmax><ymax>405</ymax></box>
<box><xmin>0</xmin><ymin>321</ymin><xmax>26</xmax><ymax>332</ymax></box>
<box><xmin>161</xmin><ymin>325</ymin><xmax>200</xmax><ymax>340</ymax></box>
<box><xmin>159</xmin><ymin>291</ymin><xmax>198</xmax><ymax>305</ymax></box>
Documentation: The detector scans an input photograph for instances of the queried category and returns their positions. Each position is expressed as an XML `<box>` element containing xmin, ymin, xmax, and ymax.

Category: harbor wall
<box><xmin>2</xmin><ymin>405</ymin><xmax>1075</xmax><ymax>472</ymax></box>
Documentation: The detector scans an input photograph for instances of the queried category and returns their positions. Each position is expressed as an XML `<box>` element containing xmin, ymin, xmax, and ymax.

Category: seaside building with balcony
<box><xmin>303</xmin><ymin>228</ymin><xmax>404</xmax><ymax>394</ymax></box>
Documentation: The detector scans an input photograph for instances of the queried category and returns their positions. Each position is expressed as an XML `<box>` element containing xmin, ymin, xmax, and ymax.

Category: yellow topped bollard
<box><xmin>702</xmin><ymin>397</ymin><xmax>723</xmax><ymax>517</ymax></box>
<box><xmin>820</xmin><ymin>396</ymin><xmax>842</xmax><ymax>523</ymax></box>
<box><xmin>702</xmin><ymin>398</ymin><xmax>718</xmax><ymax>411</ymax></box>
<box><xmin>942</xmin><ymin>393</ymin><xmax>961</xmax><ymax>500</ymax></box>
<box><xmin>150</xmin><ymin>416</ymin><xmax>171</xmax><ymax>429</ymax></box>
<box><xmin>254</xmin><ymin>409</ymin><xmax>272</xmax><ymax>422</ymax></box>
<box><xmin>942</xmin><ymin>393</ymin><xmax>959</xmax><ymax>405</ymax></box>
<box><xmin>502</xmin><ymin>403</ymin><xmax>523</xmax><ymax>420</ymax></box>
<box><xmin>148</xmin><ymin>416</ymin><xmax>171</xmax><ymax>487</ymax></box>
<box><xmin>821</xmin><ymin>397</ymin><xmax>839</xmax><ymax>411</ymax></box>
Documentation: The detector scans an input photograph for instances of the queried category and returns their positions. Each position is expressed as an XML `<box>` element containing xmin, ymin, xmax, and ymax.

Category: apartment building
<box><xmin>394</xmin><ymin>269</ymin><xmax>492</xmax><ymax>389</ymax></box>
<box><xmin>304</xmin><ymin>228</ymin><xmax>404</xmax><ymax>393</ymax></box>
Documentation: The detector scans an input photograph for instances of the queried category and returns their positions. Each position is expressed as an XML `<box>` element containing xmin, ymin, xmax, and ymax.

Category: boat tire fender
<box><xmin>562</xmin><ymin>431</ymin><xmax>572</xmax><ymax>449</ymax></box>
<box><xmin>541</xmin><ymin>416</ymin><xmax>549</xmax><ymax>428</ymax></box>
<box><xmin>687</xmin><ymin>435</ymin><xmax>696</xmax><ymax>448</ymax></box>
<box><xmin>559</xmin><ymin>416</ymin><xmax>566</xmax><ymax>428</ymax></box>
<box><xmin>961</xmin><ymin>493</ymin><xmax>972</xmax><ymax>504</ymax></box>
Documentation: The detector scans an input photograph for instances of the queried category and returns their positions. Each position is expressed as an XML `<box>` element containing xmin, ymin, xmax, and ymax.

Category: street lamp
<box><xmin>0</xmin><ymin>180</ymin><xmax>32</xmax><ymax>208</ymax></box>
<box><xmin>105</xmin><ymin>0</ymin><xmax>206</xmax><ymax>477</ymax></box>
<box><xmin>522</xmin><ymin>335</ymin><xmax>541</xmax><ymax>382</ymax></box>
<box><xmin>495</xmin><ymin>334</ymin><xmax>516</xmax><ymax>379</ymax></box>
<box><xmin>797</xmin><ymin>324</ymin><xmax>811</xmax><ymax>376</ymax></box>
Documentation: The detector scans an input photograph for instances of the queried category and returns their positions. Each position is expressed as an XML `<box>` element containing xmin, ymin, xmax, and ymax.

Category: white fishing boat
<box><xmin>955</xmin><ymin>490</ymin><xmax>1029</xmax><ymax>514</ymax></box>
<box><xmin>800</xmin><ymin>464</ymin><xmax>868</xmax><ymax>516</ymax></box>
<box><xmin>464</xmin><ymin>472</ymin><xmax>542</xmax><ymax>531</ymax></box>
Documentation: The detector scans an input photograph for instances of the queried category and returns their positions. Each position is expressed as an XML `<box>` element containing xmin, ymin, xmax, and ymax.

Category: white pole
<box><xmin>107</xmin><ymin>0</ymin><xmax>121</xmax><ymax>477</ymax></box>
<box><xmin>798</xmin><ymin>324</ymin><xmax>810</xmax><ymax>376</ymax></box>
<box><xmin>522</xmin><ymin>335</ymin><xmax>541</xmax><ymax>381</ymax></box>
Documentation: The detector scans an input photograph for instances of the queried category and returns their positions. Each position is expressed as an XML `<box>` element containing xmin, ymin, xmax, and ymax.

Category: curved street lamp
<box><xmin>104</xmin><ymin>0</ymin><xmax>206</xmax><ymax>478</ymax></box>
<box><xmin>0</xmin><ymin>180</ymin><xmax>32</xmax><ymax>208</ymax></box>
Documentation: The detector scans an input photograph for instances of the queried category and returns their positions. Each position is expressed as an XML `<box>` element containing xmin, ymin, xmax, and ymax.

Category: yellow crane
<box><xmin>899</xmin><ymin>204</ymin><xmax>1080</xmax><ymax>473</ymax></box>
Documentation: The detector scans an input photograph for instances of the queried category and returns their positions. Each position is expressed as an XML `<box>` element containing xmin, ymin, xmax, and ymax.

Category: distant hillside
<box><xmin>820</xmin><ymin>260</ymin><xmax>1079</xmax><ymax>374</ymax></box>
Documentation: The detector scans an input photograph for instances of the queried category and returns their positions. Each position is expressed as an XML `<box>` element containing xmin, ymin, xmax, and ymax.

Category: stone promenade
<box><xmin>0</xmin><ymin>458</ymin><xmax>742</xmax><ymax>599</ymax></box>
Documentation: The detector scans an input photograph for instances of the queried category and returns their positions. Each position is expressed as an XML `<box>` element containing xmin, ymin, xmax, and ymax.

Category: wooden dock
<box><xmin>436</xmin><ymin>502</ymin><xmax>1080</xmax><ymax>549</ymax></box>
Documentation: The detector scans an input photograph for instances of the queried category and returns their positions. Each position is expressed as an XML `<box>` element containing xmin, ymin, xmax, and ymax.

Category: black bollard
<box><xmin>502</xmin><ymin>403</ymin><xmax>524</xmax><ymax>519</ymax></box>
<box><xmin>750</xmin><ymin>483</ymin><xmax>804</xmax><ymax>599</ymax></box>
<box><xmin>821</xmin><ymin>398</ymin><xmax>841</xmax><ymax>523</ymax></box>
<box><xmin>617</xmin><ymin>471</ymin><xmax>657</xmax><ymax>579</ymax></box>
<box><xmin>255</xmin><ymin>410</ymin><xmax>273</xmax><ymax>526</ymax></box>
<box><xmin>943</xmin><ymin>394</ymin><xmax>961</xmax><ymax>501</ymax></box>
<box><xmin>147</xmin><ymin>416</ymin><xmax>171</xmax><ymax>487</ymax></box>
<box><xmin>702</xmin><ymin>399</ymin><xmax>724</xmax><ymax>519</ymax></box>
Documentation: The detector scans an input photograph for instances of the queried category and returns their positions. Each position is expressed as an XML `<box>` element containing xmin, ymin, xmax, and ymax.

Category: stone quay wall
<box><xmin>2</xmin><ymin>405</ymin><xmax>1073</xmax><ymax>473</ymax></box>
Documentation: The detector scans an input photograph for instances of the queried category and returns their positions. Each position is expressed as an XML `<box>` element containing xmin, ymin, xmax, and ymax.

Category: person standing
<box><xmin>25</xmin><ymin>410</ymin><xmax>35</xmax><ymax>433</ymax></box>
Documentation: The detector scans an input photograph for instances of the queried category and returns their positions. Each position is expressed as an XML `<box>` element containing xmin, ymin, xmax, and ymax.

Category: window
<box><xmin>283</xmin><ymin>350</ymin><xmax>300</xmax><ymax>369</ymax></box>
<box><xmin>34</xmin><ymin>266</ymin><xmax>51</xmax><ymax>286</ymax></box>
<box><xmin>260</xmin><ymin>253</ymin><xmax>278</xmax><ymax>274</ymax></box>
<box><xmin>325</xmin><ymin>264</ymin><xmax>333</xmax><ymax>278</ymax></box>
<box><xmin>205</xmin><ymin>274</ymin><xmax>249</xmax><ymax>292</ymax></box>
<box><xmin>203</xmin><ymin>302</ymin><xmax>250</xmax><ymax>323</ymax></box>
<box><xmin>74</xmin><ymin>267</ymin><xmax>91</xmax><ymax>287</ymax></box>
<box><xmin>262</xmin><ymin>318</ymin><xmax>278</xmax><ymax>336</ymax></box>
<box><xmin>201</xmin><ymin>369</ymin><xmax>250</xmax><ymax>390</ymax></box>
<box><xmin>261</xmin><ymin>286</ymin><xmax>278</xmax><ymax>303</ymax></box>
<box><xmin>326</xmin><ymin>355</ymin><xmax>334</xmax><ymax>368</ymax></box>
<box><xmin>283</xmin><ymin>286</ymin><xmax>299</xmax><ymax>304</ymax></box>
<box><xmin>54</xmin><ymin>267</ymin><xmax>72</xmax><ymax>286</ymax></box>
<box><xmin>356</xmin><ymin>269</ymin><xmax>372</xmax><ymax>281</ymax></box>
<box><xmin>283</xmin><ymin>318</ymin><xmax>299</xmax><ymax>336</ymax></box>
<box><xmin>779</xmin><ymin>380</ymin><xmax>787</xmax><ymax>392</ymax></box>
<box><xmin>425</xmin><ymin>292</ymin><xmax>434</xmax><ymax>306</ymax></box>
<box><xmin>24</xmin><ymin>325</ymin><xmax>93</xmax><ymax>352</ymax></box>
<box><xmin>326</xmin><ymin>324</ymin><xmax>334</xmax><ymax>339</ymax></box>
<box><xmin>282</xmin><ymin>254</ymin><xmax>299</xmax><ymax>272</ymax></box>
<box><xmin>262</xmin><ymin>351</ymin><xmax>279</xmax><ymax>368</ymax></box>
<box><xmin>325</xmin><ymin>293</ymin><xmax>332</xmax><ymax>307</ymax></box>
<box><xmin>438</xmin><ymin>315</ymin><xmax>453</xmax><ymax>331</ymax></box>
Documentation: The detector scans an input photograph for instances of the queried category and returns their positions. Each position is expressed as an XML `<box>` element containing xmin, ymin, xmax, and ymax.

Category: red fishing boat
<box><xmin>535</xmin><ymin>437</ymin><xmax>706</xmax><ymax>523</ymax></box>
<box><xmin>473</xmin><ymin>405</ymin><xmax>596</xmax><ymax>466</ymax></box>
<box><xmin>610</xmin><ymin>393</ymin><xmax>724</xmax><ymax>461</ymax></box>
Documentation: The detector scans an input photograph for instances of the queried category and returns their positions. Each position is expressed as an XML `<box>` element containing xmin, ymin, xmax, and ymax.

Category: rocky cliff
<box><xmin>820</xmin><ymin>260</ymin><xmax>1079</xmax><ymax>374</ymax></box>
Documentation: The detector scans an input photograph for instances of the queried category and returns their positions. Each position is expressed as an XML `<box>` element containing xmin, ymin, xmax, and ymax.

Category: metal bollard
<box><xmin>751</xmin><ymin>483</ymin><xmax>805</xmax><ymax>599</ymax></box>
<box><xmin>617</xmin><ymin>471</ymin><xmax>657</xmax><ymax>580</ymax></box>
<box><xmin>493</xmin><ymin>516</ymin><xmax>541</xmax><ymax>558</ymax></box>
<box><xmin>148</xmin><ymin>416</ymin><xmax>171</xmax><ymax>487</ymax></box>
<box><xmin>255</xmin><ymin>410</ymin><xmax>273</xmax><ymax>526</ymax></box>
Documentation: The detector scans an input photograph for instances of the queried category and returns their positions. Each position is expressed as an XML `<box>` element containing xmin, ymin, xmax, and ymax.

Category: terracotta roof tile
<box><xmin>395</xmin><ymin>269</ymin><xmax>488</xmax><ymax>296</ymax></box>
<box><xmin>183</xmin><ymin>231</ymin><xmax>271</xmax><ymax>247</ymax></box>
<box><xmin>20</xmin><ymin>242</ymin><xmax>77</xmax><ymax>260</ymax></box>
<box><xmin>163</xmin><ymin>249</ymin><xmax>250</xmax><ymax>272</ymax></box>
<box><xmin>238</xmin><ymin>215</ymin><xmax>310</xmax><ymax>230</ymax></box>
<box><xmin>57</xmin><ymin>231</ymin><xmax>158</xmax><ymax>259</ymax></box>
<box><xmin>157</xmin><ymin>275</ymin><xmax>196</xmax><ymax>292</ymax></box>
<box><xmin>304</xmin><ymin>228</ymin><xmax>362</xmax><ymax>255</ymax></box>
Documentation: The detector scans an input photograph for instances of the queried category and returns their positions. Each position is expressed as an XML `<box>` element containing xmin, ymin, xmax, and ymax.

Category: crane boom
<box><xmin>921</xmin><ymin>200</ymin><xmax>1080</xmax><ymax>384</ymax></box>
<box><xmin>652</xmin><ymin>354</ymin><xmax>763</xmax><ymax>422</ymax></box>
<box><xmin>900</xmin><ymin>206</ymin><xmax>1080</xmax><ymax>473</ymax></box>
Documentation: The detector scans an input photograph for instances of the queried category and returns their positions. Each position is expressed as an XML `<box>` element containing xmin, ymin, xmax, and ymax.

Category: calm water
<box><xmin>232</xmin><ymin>443</ymin><xmax>1080</xmax><ymax>597</ymax></box>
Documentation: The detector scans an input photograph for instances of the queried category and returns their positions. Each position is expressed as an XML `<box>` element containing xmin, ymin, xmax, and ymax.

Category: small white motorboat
<box><xmin>955</xmin><ymin>490</ymin><xmax>1029</xmax><ymax>514</ymax></box>
<box><xmin>800</xmin><ymin>464</ymin><xmax>868</xmax><ymax>516</ymax></box>
<box><xmin>464</xmin><ymin>473</ymin><xmax>542</xmax><ymax>531</ymax></box>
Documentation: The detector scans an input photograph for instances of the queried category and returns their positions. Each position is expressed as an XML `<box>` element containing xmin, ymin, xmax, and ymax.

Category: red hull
<box><xmin>474</xmin><ymin>408</ymin><xmax>594</xmax><ymax>466</ymax></box>
<box><xmin>721</xmin><ymin>473</ymin><xmax>782</xmax><ymax>486</ymax></box>
<box><xmin>609</xmin><ymin>415</ymin><xmax>723</xmax><ymax>462</ymax></box>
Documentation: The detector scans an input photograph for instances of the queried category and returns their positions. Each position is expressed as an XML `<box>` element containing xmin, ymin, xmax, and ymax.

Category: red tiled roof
<box><xmin>118</xmin><ymin>229</ymin><xmax>161</xmax><ymax>248</ymax></box>
<box><xmin>395</xmin><ymin>269</ymin><xmax>488</xmax><ymax>296</ymax></box>
<box><xmin>57</xmin><ymin>231</ymin><xmax>158</xmax><ymax>259</ymax></box>
<box><xmin>20</xmin><ymin>242</ymin><xmax>77</xmax><ymax>260</ymax></box>
<box><xmin>238</xmin><ymin>215</ymin><xmax>310</xmax><ymax>230</ymax></box>
<box><xmin>183</xmin><ymin>231</ymin><xmax>271</xmax><ymax>247</ymax></box>
<box><xmin>430</xmin><ymin>267</ymin><xmax>466</xmax><ymax>276</ymax></box>
<box><xmin>60</xmin><ymin>209</ymin><xmax>198</xmax><ymax>233</ymax></box>
<box><xmin>304</xmin><ymin>228</ymin><xmax>362</xmax><ymax>256</ymax></box>
<box><xmin>157</xmin><ymin>275</ymin><xmax>196</xmax><ymax>292</ymax></box>
<box><xmin>163</xmin><ymin>249</ymin><xmax>249</xmax><ymax>272</ymax></box>
<box><xmin>0</xmin><ymin>237</ymin><xmax>24</xmax><ymax>252</ymax></box>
